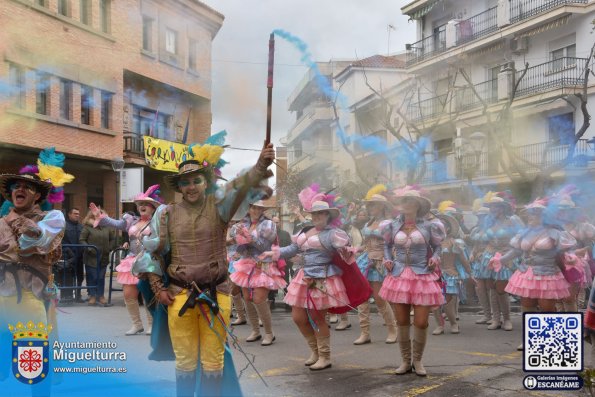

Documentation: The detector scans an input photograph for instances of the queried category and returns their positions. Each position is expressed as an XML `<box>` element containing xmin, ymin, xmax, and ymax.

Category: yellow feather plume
<box><xmin>483</xmin><ymin>191</ymin><xmax>496</xmax><ymax>203</ymax></box>
<box><xmin>189</xmin><ymin>144</ymin><xmax>224</xmax><ymax>166</ymax></box>
<box><xmin>37</xmin><ymin>163</ymin><xmax>75</xmax><ymax>187</ymax></box>
<box><xmin>365</xmin><ymin>184</ymin><xmax>387</xmax><ymax>200</ymax></box>
<box><xmin>472</xmin><ymin>198</ymin><xmax>483</xmax><ymax>213</ymax></box>
<box><xmin>438</xmin><ymin>200</ymin><xmax>456</xmax><ymax>214</ymax></box>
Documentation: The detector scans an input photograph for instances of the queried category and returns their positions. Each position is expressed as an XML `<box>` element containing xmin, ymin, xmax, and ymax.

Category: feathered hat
<box><xmin>523</xmin><ymin>197</ymin><xmax>549</xmax><ymax>212</ymax></box>
<box><xmin>483</xmin><ymin>190</ymin><xmax>515</xmax><ymax>213</ymax></box>
<box><xmin>133</xmin><ymin>185</ymin><xmax>163</xmax><ymax>208</ymax></box>
<box><xmin>298</xmin><ymin>184</ymin><xmax>341</xmax><ymax>222</ymax></box>
<box><xmin>552</xmin><ymin>184</ymin><xmax>579</xmax><ymax>209</ymax></box>
<box><xmin>437</xmin><ymin>200</ymin><xmax>458</xmax><ymax>216</ymax></box>
<box><xmin>0</xmin><ymin>147</ymin><xmax>74</xmax><ymax>213</ymax></box>
<box><xmin>363</xmin><ymin>184</ymin><xmax>392</xmax><ymax>209</ymax></box>
<box><xmin>165</xmin><ymin>130</ymin><xmax>229</xmax><ymax>193</ymax></box>
<box><xmin>391</xmin><ymin>185</ymin><xmax>432</xmax><ymax>217</ymax></box>
<box><xmin>472</xmin><ymin>198</ymin><xmax>490</xmax><ymax>216</ymax></box>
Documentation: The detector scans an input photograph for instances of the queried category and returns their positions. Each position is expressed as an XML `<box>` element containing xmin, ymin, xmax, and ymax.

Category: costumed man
<box><xmin>136</xmin><ymin>132</ymin><xmax>275</xmax><ymax>397</ymax></box>
<box><xmin>0</xmin><ymin>148</ymin><xmax>73</xmax><ymax>388</ymax></box>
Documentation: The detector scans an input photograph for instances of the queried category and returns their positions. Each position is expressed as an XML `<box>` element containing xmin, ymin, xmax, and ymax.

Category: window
<box><xmin>142</xmin><ymin>17</ymin><xmax>153</xmax><ymax>52</ymax></box>
<box><xmin>99</xmin><ymin>0</ymin><xmax>110</xmax><ymax>33</ymax></box>
<box><xmin>101</xmin><ymin>91</ymin><xmax>112</xmax><ymax>129</ymax></box>
<box><xmin>80</xmin><ymin>85</ymin><xmax>92</xmax><ymax>125</ymax></box>
<box><xmin>132</xmin><ymin>106</ymin><xmax>172</xmax><ymax>139</ymax></box>
<box><xmin>188</xmin><ymin>39</ymin><xmax>197</xmax><ymax>70</ymax></box>
<box><xmin>35</xmin><ymin>0</ymin><xmax>47</xmax><ymax>7</ymax></box>
<box><xmin>58</xmin><ymin>0</ymin><xmax>69</xmax><ymax>16</ymax></box>
<box><xmin>551</xmin><ymin>44</ymin><xmax>576</xmax><ymax>71</ymax></box>
<box><xmin>548</xmin><ymin>113</ymin><xmax>575</xmax><ymax>145</ymax></box>
<box><xmin>80</xmin><ymin>0</ymin><xmax>91</xmax><ymax>25</ymax></box>
<box><xmin>165</xmin><ymin>28</ymin><xmax>177</xmax><ymax>54</ymax></box>
<box><xmin>9</xmin><ymin>64</ymin><xmax>25</xmax><ymax>109</ymax></box>
<box><xmin>59</xmin><ymin>79</ymin><xmax>72</xmax><ymax>120</ymax></box>
<box><xmin>36</xmin><ymin>72</ymin><xmax>49</xmax><ymax>115</ymax></box>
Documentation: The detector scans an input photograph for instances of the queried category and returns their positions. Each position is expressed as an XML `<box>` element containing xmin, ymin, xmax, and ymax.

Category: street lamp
<box><xmin>111</xmin><ymin>157</ymin><xmax>125</xmax><ymax>218</ymax></box>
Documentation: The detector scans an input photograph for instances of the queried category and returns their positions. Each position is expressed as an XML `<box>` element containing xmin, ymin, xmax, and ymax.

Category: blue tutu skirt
<box><xmin>357</xmin><ymin>252</ymin><xmax>386</xmax><ymax>283</ymax></box>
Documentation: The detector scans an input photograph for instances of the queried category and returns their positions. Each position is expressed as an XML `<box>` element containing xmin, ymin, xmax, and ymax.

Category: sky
<box><xmin>206</xmin><ymin>0</ymin><xmax>417</xmax><ymax>180</ymax></box>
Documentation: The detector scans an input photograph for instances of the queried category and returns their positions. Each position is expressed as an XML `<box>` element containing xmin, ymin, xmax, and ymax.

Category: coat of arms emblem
<box><xmin>9</xmin><ymin>321</ymin><xmax>52</xmax><ymax>385</ymax></box>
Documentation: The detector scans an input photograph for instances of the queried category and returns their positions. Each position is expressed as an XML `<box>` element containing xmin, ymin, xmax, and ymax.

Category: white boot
<box><xmin>124</xmin><ymin>297</ymin><xmax>144</xmax><ymax>336</ymax></box>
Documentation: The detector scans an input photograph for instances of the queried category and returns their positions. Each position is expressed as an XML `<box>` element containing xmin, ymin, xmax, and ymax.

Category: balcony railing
<box><xmin>415</xmin><ymin>140</ymin><xmax>592</xmax><ymax>185</ymax></box>
<box><xmin>456</xmin><ymin>79</ymin><xmax>499</xmax><ymax>112</ymax></box>
<box><xmin>406</xmin><ymin>1</ymin><xmax>588</xmax><ymax>67</ymax></box>
<box><xmin>406</xmin><ymin>94</ymin><xmax>449</xmax><ymax>122</ymax></box>
<box><xmin>455</xmin><ymin>7</ymin><xmax>498</xmax><ymax>46</ymax></box>
<box><xmin>515</xmin><ymin>57</ymin><xmax>587</xmax><ymax>97</ymax></box>
<box><xmin>406</xmin><ymin>29</ymin><xmax>446</xmax><ymax>66</ymax></box>
<box><xmin>123</xmin><ymin>134</ymin><xmax>144</xmax><ymax>156</ymax></box>
<box><xmin>510</xmin><ymin>0</ymin><xmax>588</xmax><ymax>24</ymax></box>
<box><xmin>508</xmin><ymin>139</ymin><xmax>591</xmax><ymax>170</ymax></box>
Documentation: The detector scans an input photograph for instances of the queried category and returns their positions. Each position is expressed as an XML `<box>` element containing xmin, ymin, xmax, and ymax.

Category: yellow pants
<box><xmin>0</xmin><ymin>290</ymin><xmax>47</xmax><ymax>326</ymax></box>
<box><xmin>168</xmin><ymin>289</ymin><xmax>231</xmax><ymax>372</ymax></box>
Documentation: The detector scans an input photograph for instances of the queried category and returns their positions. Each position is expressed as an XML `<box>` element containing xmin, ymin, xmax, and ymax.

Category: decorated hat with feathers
<box><xmin>0</xmin><ymin>147</ymin><xmax>74</xmax><ymax>215</ymax></box>
<box><xmin>298</xmin><ymin>183</ymin><xmax>341</xmax><ymax>225</ymax></box>
<box><xmin>134</xmin><ymin>185</ymin><xmax>164</xmax><ymax>208</ymax></box>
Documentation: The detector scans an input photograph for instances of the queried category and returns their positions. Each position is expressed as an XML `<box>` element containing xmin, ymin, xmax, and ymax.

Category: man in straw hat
<box><xmin>142</xmin><ymin>138</ymin><xmax>275</xmax><ymax>397</ymax></box>
<box><xmin>0</xmin><ymin>162</ymin><xmax>67</xmax><ymax>384</ymax></box>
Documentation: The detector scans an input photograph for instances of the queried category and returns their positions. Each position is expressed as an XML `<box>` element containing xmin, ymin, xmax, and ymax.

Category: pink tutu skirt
<box><xmin>379</xmin><ymin>267</ymin><xmax>445</xmax><ymax>306</ymax></box>
<box><xmin>115</xmin><ymin>255</ymin><xmax>139</xmax><ymax>285</ymax></box>
<box><xmin>229</xmin><ymin>258</ymin><xmax>287</xmax><ymax>290</ymax></box>
<box><xmin>283</xmin><ymin>269</ymin><xmax>348</xmax><ymax>310</ymax></box>
<box><xmin>505</xmin><ymin>266</ymin><xmax>570</xmax><ymax>299</ymax></box>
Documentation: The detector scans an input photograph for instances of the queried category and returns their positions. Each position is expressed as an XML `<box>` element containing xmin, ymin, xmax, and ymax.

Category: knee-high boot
<box><xmin>254</xmin><ymin>301</ymin><xmax>275</xmax><ymax>346</ymax></box>
<box><xmin>395</xmin><ymin>325</ymin><xmax>412</xmax><ymax>374</ymax></box>
<box><xmin>475</xmin><ymin>281</ymin><xmax>492</xmax><ymax>324</ymax></box>
<box><xmin>412</xmin><ymin>326</ymin><xmax>428</xmax><ymax>376</ymax></box>
<box><xmin>377</xmin><ymin>299</ymin><xmax>397</xmax><ymax>343</ymax></box>
<box><xmin>336</xmin><ymin>312</ymin><xmax>351</xmax><ymax>330</ymax></box>
<box><xmin>175</xmin><ymin>369</ymin><xmax>196</xmax><ymax>397</ymax></box>
<box><xmin>444</xmin><ymin>298</ymin><xmax>459</xmax><ymax>334</ymax></box>
<box><xmin>304</xmin><ymin>333</ymin><xmax>319</xmax><ymax>366</ymax></box>
<box><xmin>517</xmin><ymin>306</ymin><xmax>538</xmax><ymax>350</ymax></box>
<box><xmin>231</xmin><ymin>293</ymin><xmax>247</xmax><ymax>325</ymax></box>
<box><xmin>124</xmin><ymin>297</ymin><xmax>144</xmax><ymax>335</ymax></box>
<box><xmin>499</xmin><ymin>293</ymin><xmax>512</xmax><ymax>331</ymax></box>
<box><xmin>354</xmin><ymin>302</ymin><xmax>371</xmax><ymax>345</ymax></box>
<box><xmin>309</xmin><ymin>335</ymin><xmax>332</xmax><ymax>371</ymax></box>
<box><xmin>487</xmin><ymin>289</ymin><xmax>501</xmax><ymax>330</ymax></box>
<box><xmin>245</xmin><ymin>301</ymin><xmax>261</xmax><ymax>342</ymax></box>
<box><xmin>431</xmin><ymin>308</ymin><xmax>444</xmax><ymax>335</ymax></box>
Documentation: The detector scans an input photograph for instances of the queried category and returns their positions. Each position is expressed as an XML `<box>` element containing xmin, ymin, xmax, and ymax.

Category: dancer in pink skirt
<box><xmin>261</xmin><ymin>186</ymin><xmax>353</xmax><ymax>371</ymax></box>
<box><xmin>380</xmin><ymin>186</ymin><xmax>445</xmax><ymax>376</ymax></box>
<box><xmin>552</xmin><ymin>186</ymin><xmax>594</xmax><ymax>312</ymax></box>
<box><xmin>491</xmin><ymin>197</ymin><xmax>576</xmax><ymax>349</ymax></box>
<box><xmin>229</xmin><ymin>200</ymin><xmax>286</xmax><ymax>346</ymax></box>
<box><xmin>89</xmin><ymin>185</ymin><xmax>163</xmax><ymax>335</ymax></box>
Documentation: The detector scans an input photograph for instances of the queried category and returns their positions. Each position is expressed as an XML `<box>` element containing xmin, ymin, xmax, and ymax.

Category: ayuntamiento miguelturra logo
<box><xmin>9</xmin><ymin>321</ymin><xmax>52</xmax><ymax>385</ymax></box>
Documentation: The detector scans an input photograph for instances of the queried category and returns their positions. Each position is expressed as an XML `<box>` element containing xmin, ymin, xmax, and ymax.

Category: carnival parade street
<box><xmin>56</xmin><ymin>295</ymin><xmax>565</xmax><ymax>397</ymax></box>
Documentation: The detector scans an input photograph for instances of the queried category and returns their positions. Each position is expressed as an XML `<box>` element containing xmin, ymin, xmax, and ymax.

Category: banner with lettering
<box><xmin>143</xmin><ymin>136</ymin><xmax>190</xmax><ymax>173</ymax></box>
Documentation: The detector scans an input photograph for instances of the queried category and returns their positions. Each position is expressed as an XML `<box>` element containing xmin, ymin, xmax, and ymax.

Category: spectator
<box><xmin>80</xmin><ymin>207</ymin><xmax>115</xmax><ymax>306</ymax></box>
<box><xmin>62</xmin><ymin>208</ymin><xmax>84</xmax><ymax>302</ymax></box>
<box><xmin>273</xmin><ymin>215</ymin><xmax>293</xmax><ymax>283</ymax></box>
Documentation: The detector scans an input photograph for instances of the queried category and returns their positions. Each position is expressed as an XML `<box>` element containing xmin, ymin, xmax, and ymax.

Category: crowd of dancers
<box><xmin>226</xmin><ymin>183</ymin><xmax>595</xmax><ymax>375</ymax></box>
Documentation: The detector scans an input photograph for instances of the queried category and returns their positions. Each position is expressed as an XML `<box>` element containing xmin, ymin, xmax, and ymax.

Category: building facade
<box><xmin>0</xmin><ymin>0</ymin><xmax>223</xmax><ymax>216</ymax></box>
<box><xmin>400</xmin><ymin>0</ymin><xmax>595</xmax><ymax>203</ymax></box>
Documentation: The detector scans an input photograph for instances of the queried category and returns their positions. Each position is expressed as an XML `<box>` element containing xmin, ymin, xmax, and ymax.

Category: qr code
<box><xmin>523</xmin><ymin>313</ymin><xmax>582</xmax><ymax>372</ymax></box>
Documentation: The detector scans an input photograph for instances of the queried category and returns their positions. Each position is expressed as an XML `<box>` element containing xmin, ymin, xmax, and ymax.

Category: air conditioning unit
<box><xmin>510</xmin><ymin>37</ymin><xmax>529</xmax><ymax>54</ymax></box>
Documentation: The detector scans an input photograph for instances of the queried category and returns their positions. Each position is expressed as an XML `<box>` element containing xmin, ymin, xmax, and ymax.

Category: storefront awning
<box><xmin>408</xmin><ymin>0</ymin><xmax>444</xmax><ymax>21</ymax></box>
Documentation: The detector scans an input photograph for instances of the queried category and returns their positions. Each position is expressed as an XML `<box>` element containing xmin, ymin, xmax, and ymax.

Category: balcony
<box><xmin>124</xmin><ymin>133</ymin><xmax>144</xmax><ymax>156</ymax></box>
<box><xmin>510</xmin><ymin>0</ymin><xmax>588</xmax><ymax>24</ymax></box>
<box><xmin>406</xmin><ymin>29</ymin><xmax>446</xmax><ymax>66</ymax></box>
<box><xmin>515</xmin><ymin>57</ymin><xmax>587</xmax><ymax>97</ymax></box>
<box><xmin>286</xmin><ymin>105</ymin><xmax>334</xmax><ymax>144</ymax></box>
<box><xmin>405</xmin><ymin>0</ymin><xmax>589</xmax><ymax>67</ymax></box>
<box><xmin>406</xmin><ymin>58</ymin><xmax>587</xmax><ymax>124</ymax></box>
<box><xmin>287</xmin><ymin>63</ymin><xmax>333</xmax><ymax>110</ymax></box>
<box><xmin>455</xmin><ymin>7</ymin><xmax>498</xmax><ymax>46</ymax></box>
<box><xmin>290</xmin><ymin>145</ymin><xmax>334</xmax><ymax>173</ymax></box>
<box><xmin>415</xmin><ymin>140</ymin><xmax>591</xmax><ymax>185</ymax></box>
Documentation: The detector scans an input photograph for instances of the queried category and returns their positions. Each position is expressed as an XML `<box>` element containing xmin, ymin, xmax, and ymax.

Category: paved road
<box><xmin>54</xmin><ymin>292</ymin><xmax>589</xmax><ymax>397</ymax></box>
